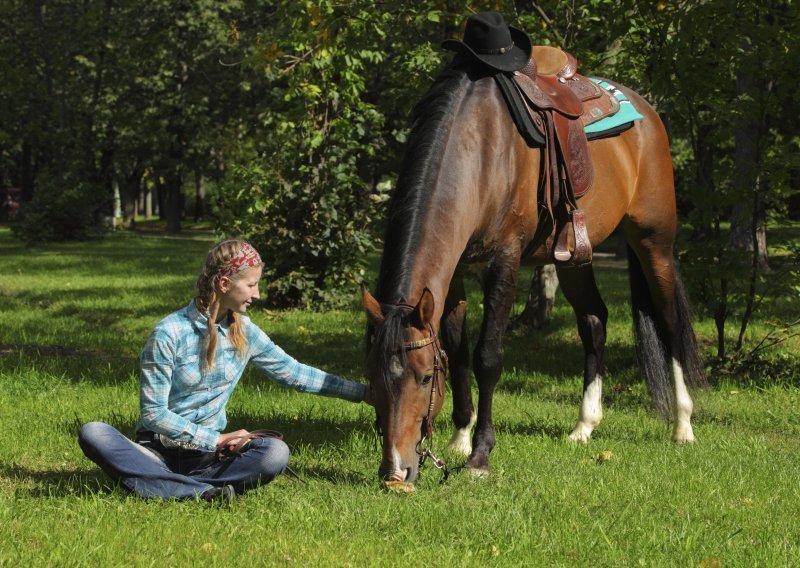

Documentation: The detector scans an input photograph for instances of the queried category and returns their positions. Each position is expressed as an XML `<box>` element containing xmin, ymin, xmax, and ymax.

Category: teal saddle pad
<box><xmin>584</xmin><ymin>78</ymin><xmax>645</xmax><ymax>135</ymax></box>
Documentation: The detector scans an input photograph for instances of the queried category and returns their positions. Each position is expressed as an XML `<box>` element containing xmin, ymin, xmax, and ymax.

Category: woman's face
<box><xmin>218</xmin><ymin>265</ymin><xmax>263</xmax><ymax>315</ymax></box>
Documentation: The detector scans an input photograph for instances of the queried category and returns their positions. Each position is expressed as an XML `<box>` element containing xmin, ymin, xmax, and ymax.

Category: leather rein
<box><xmin>403</xmin><ymin>321</ymin><xmax>449</xmax><ymax>474</ymax></box>
<box><xmin>371</xmin><ymin>302</ymin><xmax>451</xmax><ymax>479</ymax></box>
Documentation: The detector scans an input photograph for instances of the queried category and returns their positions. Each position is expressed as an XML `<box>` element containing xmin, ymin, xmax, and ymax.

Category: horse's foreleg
<box><xmin>467</xmin><ymin>251</ymin><xmax>521</xmax><ymax>474</ymax></box>
<box><xmin>441</xmin><ymin>275</ymin><xmax>475</xmax><ymax>456</ymax></box>
<box><xmin>556</xmin><ymin>265</ymin><xmax>608</xmax><ymax>443</ymax></box>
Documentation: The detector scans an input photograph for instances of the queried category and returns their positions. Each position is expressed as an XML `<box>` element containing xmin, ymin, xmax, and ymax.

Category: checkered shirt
<box><xmin>136</xmin><ymin>301</ymin><xmax>365</xmax><ymax>451</ymax></box>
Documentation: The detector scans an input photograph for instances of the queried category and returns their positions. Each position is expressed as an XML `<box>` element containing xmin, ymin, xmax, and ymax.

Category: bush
<box><xmin>11</xmin><ymin>175</ymin><xmax>110</xmax><ymax>244</ymax></box>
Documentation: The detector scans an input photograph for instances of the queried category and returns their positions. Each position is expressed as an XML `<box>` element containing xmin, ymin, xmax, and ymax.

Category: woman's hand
<box><xmin>362</xmin><ymin>383</ymin><xmax>375</xmax><ymax>407</ymax></box>
<box><xmin>216</xmin><ymin>429</ymin><xmax>251</xmax><ymax>449</ymax></box>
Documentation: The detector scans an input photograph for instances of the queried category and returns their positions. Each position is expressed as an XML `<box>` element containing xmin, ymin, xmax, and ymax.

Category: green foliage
<box><xmin>218</xmin><ymin>1</ymin><xmax>390</xmax><ymax>307</ymax></box>
<box><xmin>10</xmin><ymin>176</ymin><xmax>109</xmax><ymax>245</ymax></box>
<box><xmin>600</xmin><ymin>0</ymin><xmax>800</xmax><ymax>358</ymax></box>
<box><xmin>1</xmin><ymin>0</ymin><xmax>797</xmax><ymax>334</ymax></box>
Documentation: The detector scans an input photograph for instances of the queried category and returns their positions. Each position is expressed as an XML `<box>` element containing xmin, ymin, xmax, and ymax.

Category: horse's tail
<box><xmin>627</xmin><ymin>246</ymin><xmax>706</xmax><ymax>419</ymax></box>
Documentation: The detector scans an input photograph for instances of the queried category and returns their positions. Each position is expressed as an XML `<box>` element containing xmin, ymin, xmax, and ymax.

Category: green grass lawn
<box><xmin>0</xmin><ymin>227</ymin><xmax>798</xmax><ymax>567</ymax></box>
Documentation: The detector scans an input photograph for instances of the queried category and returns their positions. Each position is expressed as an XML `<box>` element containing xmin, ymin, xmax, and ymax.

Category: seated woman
<box><xmin>79</xmin><ymin>239</ymin><xmax>371</xmax><ymax>502</ymax></box>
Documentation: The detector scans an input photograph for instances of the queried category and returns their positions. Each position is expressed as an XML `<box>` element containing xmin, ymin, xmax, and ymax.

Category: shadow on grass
<box><xmin>0</xmin><ymin>352</ymin><xmax>138</xmax><ymax>386</ymax></box>
<box><xmin>224</xmin><ymin>410</ymin><xmax>373</xmax><ymax>449</ymax></box>
<box><xmin>0</xmin><ymin>233</ymin><xmax>211</xmax><ymax>279</ymax></box>
<box><xmin>490</xmin><ymin>420</ymin><xmax>568</xmax><ymax>439</ymax></box>
<box><xmin>1</xmin><ymin>464</ymin><xmax>116</xmax><ymax>498</ymax></box>
<box><xmin>492</xmin><ymin>418</ymin><xmax>666</xmax><ymax>442</ymax></box>
<box><xmin>297</xmin><ymin>466</ymin><xmax>373</xmax><ymax>486</ymax></box>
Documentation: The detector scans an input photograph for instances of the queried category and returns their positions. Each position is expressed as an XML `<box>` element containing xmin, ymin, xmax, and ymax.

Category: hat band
<box><xmin>473</xmin><ymin>42</ymin><xmax>514</xmax><ymax>55</ymax></box>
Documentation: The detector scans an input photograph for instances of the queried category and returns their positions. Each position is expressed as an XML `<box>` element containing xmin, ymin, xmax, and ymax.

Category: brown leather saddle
<box><xmin>494</xmin><ymin>46</ymin><xmax>622</xmax><ymax>267</ymax></box>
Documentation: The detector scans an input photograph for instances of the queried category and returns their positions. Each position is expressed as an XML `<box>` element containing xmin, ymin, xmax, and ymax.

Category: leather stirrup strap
<box><xmin>554</xmin><ymin>209</ymin><xmax>592</xmax><ymax>266</ymax></box>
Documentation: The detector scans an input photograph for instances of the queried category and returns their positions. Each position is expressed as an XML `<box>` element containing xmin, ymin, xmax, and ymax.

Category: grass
<box><xmin>0</xmin><ymin>226</ymin><xmax>798</xmax><ymax>567</ymax></box>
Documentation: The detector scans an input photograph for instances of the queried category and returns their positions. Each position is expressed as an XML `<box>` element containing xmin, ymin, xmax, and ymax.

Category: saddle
<box><xmin>493</xmin><ymin>46</ymin><xmax>622</xmax><ymax>267</ymax></box>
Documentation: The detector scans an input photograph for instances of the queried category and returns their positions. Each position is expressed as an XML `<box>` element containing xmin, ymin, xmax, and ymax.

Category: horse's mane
<box><xmin>370</xmin><ymin>306</ymin><xmax>409</xmax><ymax>391</ymax></box>
<box><xmin>374</xmin><ymin>62</ymin><xmax>474</xmax><ymax>304</ymax></box>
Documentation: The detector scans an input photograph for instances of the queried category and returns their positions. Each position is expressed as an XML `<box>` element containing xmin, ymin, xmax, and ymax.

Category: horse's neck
<box><xmin>377</xmin><ymin>73</ymin><xmax>526</xmax><ymax>320</ymax></box>
<box><xmin>377</xmin><ymin>196</ymin><xmax>477</xmax><ymax>324</ymax></box>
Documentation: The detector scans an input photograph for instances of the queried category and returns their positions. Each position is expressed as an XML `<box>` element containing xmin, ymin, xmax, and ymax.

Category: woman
<box><xmin>79</xmin><ymin>240</ymin><xmax>371</xmax><ymax>502</ymax></box>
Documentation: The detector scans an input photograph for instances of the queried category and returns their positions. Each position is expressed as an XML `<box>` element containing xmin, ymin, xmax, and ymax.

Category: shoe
<box><xmin>200</xmin><ymin>484</ymin><xmax>235</xmax><ymax>504</ymax></box>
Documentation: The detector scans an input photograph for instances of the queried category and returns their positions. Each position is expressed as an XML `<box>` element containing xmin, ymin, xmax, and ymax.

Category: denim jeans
<box><xmin>78</xmin><ymin>421</ymin><xmax>290</xmax><ymax>500</ymax></box>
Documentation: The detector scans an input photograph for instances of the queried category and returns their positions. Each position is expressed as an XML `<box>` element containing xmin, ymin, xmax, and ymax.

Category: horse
<box><xmin>361</xmin><ymin>57</ymin><xmax>705</xmax><ymax>484</ymax></box>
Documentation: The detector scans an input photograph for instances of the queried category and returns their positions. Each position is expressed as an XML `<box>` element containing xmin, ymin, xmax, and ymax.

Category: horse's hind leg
<box><xmin>623</xmin><ymin>231</ymin><xmax>702</xmax><ymax>443</ymax></box>
<box><xmin>556</xmin><ymin>264</ymin><xmax>609</xmax><ymax>442</ymax></box>
<box><xmin>441</xmin><ymin>274</ymin><xmax>475</xmax><ymax>455</ymax></box>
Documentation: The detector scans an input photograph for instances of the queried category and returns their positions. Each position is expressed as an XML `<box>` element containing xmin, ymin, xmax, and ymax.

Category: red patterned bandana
<box><xmin>219</xmin><ymin>242</ymin><xmax>262</xmax><ymax>278</ymax></box>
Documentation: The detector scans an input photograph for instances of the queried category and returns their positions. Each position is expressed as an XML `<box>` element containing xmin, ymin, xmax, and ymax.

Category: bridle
<box><xmin>370</xmin><ymin>301</ymin><xmax>451</xmax><ymax>478</ymax></box>
<box><xmin>403</xmin><ymin>321</ymin><xmax>449</xmax><ymax>474</ymax></box>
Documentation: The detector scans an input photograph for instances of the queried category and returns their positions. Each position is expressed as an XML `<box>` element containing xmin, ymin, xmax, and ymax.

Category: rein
<box><xmin>371</xmin><ymin>302</ymin><xmax>451</xmax><ymax>480</ymax></box>
<box><xmin>399</xmin><ymin>316</ymin><xmax>449</xmax><ymax>478</ymax></box>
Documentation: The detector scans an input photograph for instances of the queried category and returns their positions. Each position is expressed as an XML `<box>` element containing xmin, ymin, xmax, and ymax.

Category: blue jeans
<box><xmin>78</xmin><ymin>422</ymin><xmax>290</xmax><ymax>500</ymax></box>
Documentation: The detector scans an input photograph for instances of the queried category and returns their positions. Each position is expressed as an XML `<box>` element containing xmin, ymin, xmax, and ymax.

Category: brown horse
<box><xmin>361</xmin><ymin>59</ymin><xmax>705</xmax><ymax>483</ymax></box>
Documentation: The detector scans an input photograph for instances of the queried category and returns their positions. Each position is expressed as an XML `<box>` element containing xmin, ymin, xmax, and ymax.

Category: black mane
<box><xmin>374</xmin><ymin>63</ymin><xmax>474</xmax><ymax>304</ymax></box>
<box><xmin>370</xmin><ymin>305</ymin><xmax>410</xmax><ymax>391</ymax></box>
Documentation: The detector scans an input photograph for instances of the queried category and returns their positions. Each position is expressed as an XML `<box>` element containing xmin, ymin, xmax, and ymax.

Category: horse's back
<box><xmin>569</xmin><ymin>82</ymin><xmax>675</xmax><ymax>251</ymax></box>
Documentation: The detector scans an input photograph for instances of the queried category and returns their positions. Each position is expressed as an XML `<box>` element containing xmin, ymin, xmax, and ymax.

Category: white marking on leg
<box><xmin>671</xmin><ymin>357</ymin><xmax>695</xmax><ymax>443</ymax></box>
<box><xmin>447</xmin><ymin>412</ymin><xmax>477</xmax><ymax>456</ymax></box>
<box><xmin>569</xmin><ymin>375</ymin><xmax>603</xmax><ymax>443</ymax></box>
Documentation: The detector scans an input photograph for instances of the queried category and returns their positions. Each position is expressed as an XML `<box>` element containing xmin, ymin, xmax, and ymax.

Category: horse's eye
<box><xmin>421</xmin><ymin>374</ymin><xmax>433</xmax><ymax>385</ymax></box>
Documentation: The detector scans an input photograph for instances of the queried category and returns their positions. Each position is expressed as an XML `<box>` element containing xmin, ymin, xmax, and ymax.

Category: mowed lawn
<box><xmin>0</xmin><ymin>227</ymin><xmax>798</xmax><ymax>567</ymax></box>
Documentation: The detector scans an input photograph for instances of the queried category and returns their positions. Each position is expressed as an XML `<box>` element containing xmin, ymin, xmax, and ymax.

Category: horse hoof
<box><xmin>447</xmin><ymin>442</ymin><xmax>472</xmax><ymax>456</ymax></box>
<box><xmin>672</xmin><ymin>423</ymin><xmax>696</xmax><ymax>444</ymax></box>
<box><xmin>447</xmin><ymin>433</ymin><xmax>472</xmax><ymax>456</ymax></box>
<box><xmin>466</xmin><ymin>467</ymin><xmax>489</xmax><ymax>479</ymax></box>
<box><xmin>568</xmin><ymin>427</ymin><xmax>593</xmax><ymax>443</ymax></box>
<box><xmin>447</xmin><ymin>416</ymin><xmax>477</xmax><ymax>456</ymax></box>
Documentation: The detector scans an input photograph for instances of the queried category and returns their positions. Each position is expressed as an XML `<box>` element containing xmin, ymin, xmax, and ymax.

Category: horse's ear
<box><xmin>361</xmin><ymin>283</ymin><xmax>384</xmax><ymax>326</ymax></box>
<box><xmin>412</xmin><ymin>287</ymin><xmax>435</xmax><ymax>329</ymax></box>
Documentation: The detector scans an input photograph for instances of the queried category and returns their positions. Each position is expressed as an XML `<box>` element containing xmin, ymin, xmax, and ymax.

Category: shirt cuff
<box><xmin>343</xmin><ymin>379</ymin><xmax>366</xmax><ymax>403</ymax></box>
<box><xmin>192</xmin><ymin>425</ymin><xmax>220</xmax><ymax>451</ymax></box>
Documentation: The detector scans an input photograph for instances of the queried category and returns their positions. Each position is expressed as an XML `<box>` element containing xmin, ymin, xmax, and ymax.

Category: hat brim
<box><xmin>442</xmin><ymin>26</ymin><xmax>532</xmax><ymax>72</ymax></box>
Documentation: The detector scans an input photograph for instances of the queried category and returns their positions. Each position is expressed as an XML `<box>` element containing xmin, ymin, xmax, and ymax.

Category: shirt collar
<box><xmin>185</xmin><ymin>299</ymin><xmax>231</xmax><ymax>336</ymax></box>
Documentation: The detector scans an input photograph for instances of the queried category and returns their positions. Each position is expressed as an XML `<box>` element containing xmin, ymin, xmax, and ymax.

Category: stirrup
<box><xmin>554</xmin><ymin>209</ymin><xmax>592</xmax><ymax>266</ymax></box>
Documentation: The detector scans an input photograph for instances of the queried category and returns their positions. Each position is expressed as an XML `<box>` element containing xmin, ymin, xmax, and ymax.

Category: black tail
<box><xmin>627</xmin><ymin>246</ymin><xmax>706</xmax><ymax>419</ymax></box>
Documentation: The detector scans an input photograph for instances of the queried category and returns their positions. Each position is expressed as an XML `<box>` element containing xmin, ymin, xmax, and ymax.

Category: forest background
<box><xmin>1</xmin><ymin>0</ymin><xmax>798</xmax><ymax>370</ymax></box>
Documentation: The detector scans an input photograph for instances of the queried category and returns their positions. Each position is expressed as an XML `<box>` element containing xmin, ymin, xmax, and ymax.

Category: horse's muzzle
<box><xmin>379</xmin><ymin>462</ymin><xmax>417</xmax><ymax>483</ymax></box>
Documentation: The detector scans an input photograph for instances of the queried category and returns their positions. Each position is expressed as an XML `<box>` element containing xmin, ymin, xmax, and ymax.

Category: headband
<box><xmin>218</xmin><ymin>242</ymin><xmax>262</xmax><ymax>278</ymax></box>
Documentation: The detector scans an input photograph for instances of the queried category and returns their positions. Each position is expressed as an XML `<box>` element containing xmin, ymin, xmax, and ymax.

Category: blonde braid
<box><xmin>195</xmin><ymin>240</ymin><xmax>253</xmax><ymax>370</ymax></box>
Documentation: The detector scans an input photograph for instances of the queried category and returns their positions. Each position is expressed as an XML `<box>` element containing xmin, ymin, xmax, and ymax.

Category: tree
<box><xmin>621</xmin><ymin>0</ymin><xmax>800</xmax><ymax>360</ymax></box>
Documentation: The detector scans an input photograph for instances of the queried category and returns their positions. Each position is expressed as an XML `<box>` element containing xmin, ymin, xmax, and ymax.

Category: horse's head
<box><xmin>362</xmin><ymin>285</ymin><xmax>446</xmax><ymax>483</ymax></box>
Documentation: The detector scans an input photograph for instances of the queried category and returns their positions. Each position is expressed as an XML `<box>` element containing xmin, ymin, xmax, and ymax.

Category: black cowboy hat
<box><xmin>442</xmin><ymin>11</ymin><xmax>531</xmax><ymax>73</ymax></box>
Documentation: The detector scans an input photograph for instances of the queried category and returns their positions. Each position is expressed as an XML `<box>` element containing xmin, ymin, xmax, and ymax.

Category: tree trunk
<box><xmin>144</xmin><ymin>187</ymin><xmax>153</xmax><ymax>218</ymax></box>
<box><xmin>0</xmin><ymin>146</ymin><xmax>6</xmax><ymax>205</ymax></box>
<box><xmin>194</xmin><ymin>170</ymin><xmax>205</xmax><ymax>221</ymax></box>
<box><xmin>165</xmin><ymin>170</ymin><xmax>183</xmax><ymax>233</ymax></box>
<box><xmin>729</xmin><ymin>22</ymin><xmax>769</xmax><ymax>271</ymax></box>
<box><xmin>156</xmin><ymin>177</ymin><xmax>166</xmax><ymax>220</ymax></box>
<box><xmin>120</xmin><ymin>167</ymin><xmax>142</xmax><ymax>229</ymax></box>
<box><xmin>508</xmin><ymin>265</ymin><xmax>559</xmax><ymax>334</ymax></box>
<box><xmin>21</xmin><ymin>141</ymin><xmax>34</xmax><ymax>202</ymax></box>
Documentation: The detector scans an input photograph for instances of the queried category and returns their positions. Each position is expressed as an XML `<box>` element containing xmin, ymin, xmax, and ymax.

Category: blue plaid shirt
<box><xmin>135</xmin><ymin>301</ymin><xmax>365</xmax><ymax>451</ymax></box>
